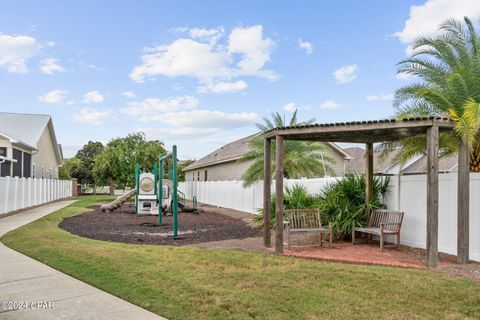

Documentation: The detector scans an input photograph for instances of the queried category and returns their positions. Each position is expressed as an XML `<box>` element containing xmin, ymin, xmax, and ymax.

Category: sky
<box><xmin>1</xmin><ymin>0</ymin><xmax>480</xmax><ymax>160</ymax></box>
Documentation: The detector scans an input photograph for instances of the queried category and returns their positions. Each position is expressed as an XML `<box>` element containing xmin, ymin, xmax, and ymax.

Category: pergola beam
<box><xmin>275</xmin><ymin>135</ymin><xmax>284</xmax><ymax>255</ymax></box>
<box><xmin>263</xmin><ymin>137</ymin><xmax>271</xmax><ymax>248</ymax></box>
<box><xmin>426</xmin><ymin>125</ymin><xmax>439</xmax><ymax>268</ymax></box>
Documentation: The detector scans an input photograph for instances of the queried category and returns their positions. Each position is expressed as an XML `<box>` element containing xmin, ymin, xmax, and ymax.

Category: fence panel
<box><xmin>179</xmin><ymin>173</ymin><xmax>480</xmax><ymax>261</ymax></box>
<box><xmin>0</xmin><ymin>177</ymin><xmax>72</xmax><ymax>214</ymax></box>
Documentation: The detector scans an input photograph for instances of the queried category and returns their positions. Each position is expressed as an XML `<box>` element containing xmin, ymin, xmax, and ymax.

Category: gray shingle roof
<box><xmin>401</xmin><ymin>153</ymin><xmax>458</xmax><ymax>174</ymax></box>
<box><xmin>0</xmin><ymin>112</ymin><xmax>51</xmax><ymax>149</ymax></box>
<box><xmin>344</xmin><ymin>147</ymin><xmax>458</xmax><ymax>174</ymax></box>
<box><xmin>184</xmin><ymin>133</ymin><xmax>260</xmax><ymax>171</ymax></box>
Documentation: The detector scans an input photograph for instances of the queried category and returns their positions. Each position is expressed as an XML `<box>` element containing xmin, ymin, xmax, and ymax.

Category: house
<box><xmin>0</xmin><ymin>112</ymin><xmax>63</xmax><ymax>178</ymax></box>
<box><xmin>344</xmin><ymin>147</ymin><xmax>458</xmax><ymax>175</ymax></box>
<box><xmin>183</xmin><ymin>133</ymin><xmax>353</xmax><ymax>181</ymax></box>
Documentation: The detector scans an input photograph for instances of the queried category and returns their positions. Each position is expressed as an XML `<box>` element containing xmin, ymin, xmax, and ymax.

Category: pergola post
<box><xmin>263</xmin><ymin>137</ymin><xmax>272</xmax><ymax>248</ymax></box>
<box><xmin>365</xmin><ymin>142</ymin><xmax>374</xmax><ymax>205</ymax></box>
<box><xmin>275</xmin><ymin>134</ymin><xmax>284</xmax><ymax>255</ymax></box>
<box><xmin>457</xmin><ymin>138</ymin><xmax>469</xmax><ymax>264</ymax></box>
<box><xmin>426</xmin><ymin>125</ymin><xmax>439</xmax><ymax>268</ymax></box>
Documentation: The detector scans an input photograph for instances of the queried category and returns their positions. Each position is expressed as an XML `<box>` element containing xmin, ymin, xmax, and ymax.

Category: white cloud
<box><xmin>0</xmin><ymin>34</ymin><xmax>40</xmax><ymax>73</ymax></box>
<box><xmin>46</xmin><ymin>41</ymin><xmax>56</xmax><ymax>47</ymax></box>
<box><xmin>189</xmin><ymin>27</ymin><xmax>225</xmax><ymax>44</ymax></box>
<box><xmin>73</xmin><ymin>108</ymin><xmax>119</xmax><ymax>126</ymax></box>
<box><xmin>283</xmin><ymin>102</ymin><xmax>298</xmax><ymax>112</ymax></box>
<box><xmin>298</xmin><ymin>39</ymin><xmax>313</xmax><ymax>54</ymax></box>
<box><xmin>228</xmin><ymin>25</ymin><xmax>276</xmax><ymax>79</ymax></box>
<box><xmin>82</xmin><ymin>90</ymin><xmax>104</xmax><ymax>103</ymax></box>
<box><xmin>138</xmin><ymin>127</ymin><xmax>219</xmax><ymax>140</ymax></box>
<box><xmin>120</xmin><ymin>96</ymin><xmax>199</xmax><ymax>117</ymax></box>
<box><xmin>130</xmin><ymin>38</ymin><xmax>231</xmax><ymax>82</ymax></box>
<box><xmin>138</xmin><ymin>110</ymin><xmax>258</xmax><ymax>139</ymax></box>
<box><xmin>121</xmin><ymin>90</ymin><xmax>136</xmax><ymax>98</ymax></box>
<box><xmin>197</xmin><ymin>80</ymin><xmax>247</xmax><ymax>94</ymax></box>
<box><xmin>395</xmin><ymin>72</ymin><xmax>415</xmax><ymax>81</ymax></box>
<box><xmin>38</xmin><ymin>90</ymin><xmax>69</xmax><ymax>104</ymax></box>
<box><xmin>395</xmin><ymin>0</ymin><xmax>480</xmax><ymax>53</ymax></box>
<box><xmin>158</xmin><ymin>110</ymin><xmax>258</xmax><ymax>128</ymax></box>
<box><xmin>130</xmin><ymin>25</ymin><xmax>276</xmax><ymax>90</ymax></box>
<box><xmin>333</xmin><ymin>64</ymin><xmax>357</xmax><ymax>84</ymax></box>
<box><xmin>320</xmin><ymin>100</ymin><xmax>342</xmax><ymax>110</ymax></box>
<box><xmin>366</xmin><ymin>93</ymin><xmax>394</xmax><ymax>102</ymax></box>
<box><xmin>39</xmin><ymin>58</ymin><xmax>66</xmax><ymax>74</ymax></box>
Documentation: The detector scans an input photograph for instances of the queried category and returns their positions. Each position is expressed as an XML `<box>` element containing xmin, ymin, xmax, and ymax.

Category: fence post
<box><xmin>71</xmin><ymin>178</ymin><xmax>78</xmax><ymax>197</ymax></box>
<box><xmin>4</xmin><ymin>178</ymin><xmax>9</xmax><ymax>213</ymax></box>
<box><xmin>13</xmin><ymin>177</ymin><xmax>19</xmax><ymax>211</ymax></box>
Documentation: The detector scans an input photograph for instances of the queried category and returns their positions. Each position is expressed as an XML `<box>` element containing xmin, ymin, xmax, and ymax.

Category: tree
<box><xmin>178</xmin><ymin>160</ymin><xmax>195</xmax><ymax>182</ymax></box>
<box><xmin>59</xmin><ymin>158</ymin><xmax>80</xmax><ymax>180</ymax></box>
<box><xmin>384</xmin><ymin>17</ymin><xmax>480</xmax><ymax>171</ymax></box>
<box><xmin>93</xmin><ymin>133</ymin><xmax>166</xmax><ymax>189</ymax></box>
<box><xmin>240</xmin><ymin>110</ymin><xmax>335</xmax><ymax>186</ymax></box>
<box><xmin>70</xmin><ymin>141</ymin><xmax>104</xmax><ymax>188</ymax></box>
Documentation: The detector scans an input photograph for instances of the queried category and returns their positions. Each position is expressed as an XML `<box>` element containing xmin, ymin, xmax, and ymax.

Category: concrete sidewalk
<box><xmin>0</xmin><ymin>201</ymin><xmax>166</xmax><ymax>320</ymax></box>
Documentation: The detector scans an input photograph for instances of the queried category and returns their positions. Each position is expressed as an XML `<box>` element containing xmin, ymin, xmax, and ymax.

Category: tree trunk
<box><xmin>93</xmin><ymin>184</ymin><xmax>97</xmax><ymax>195</ymax></box>
<box><xmin>470</xmin><ymin>143</ymin><xmax>480</xmax><ymax>172</ymax></box>
<box><xmin>109</xmin><ymin>181</ymin><xmax>115</xmax><ymax>195</ymax></box>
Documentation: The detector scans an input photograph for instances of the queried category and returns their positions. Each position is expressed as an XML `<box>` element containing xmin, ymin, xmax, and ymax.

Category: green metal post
<box><xmin>172</xmin><ymin>145</ymin><xmax>178</xmax><ymax>238</ymax></box>
<box><xmin>158</xmin><ymin>157</ymin><xmax>163</xmax><ymax>224</ymax></box>
<box><xmin>153</xmin><ymin>165</ymin><xmax>158</xmax><ymax>195</ymax></box>
<box><xmin>134</xmin><ymin>163</ymin><xmax>140</xmax><ymax>214</ymax></box>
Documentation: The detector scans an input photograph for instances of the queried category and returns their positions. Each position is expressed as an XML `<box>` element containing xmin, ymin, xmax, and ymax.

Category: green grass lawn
<box><xmin>2</xmin><ymin>196</ymin><xmax>479</xmax><ymax>320</ymax></box>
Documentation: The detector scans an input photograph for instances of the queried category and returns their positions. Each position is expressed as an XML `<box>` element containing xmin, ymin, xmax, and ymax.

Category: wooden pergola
<box><xmin>263</xmin><ymin>117</ymin><xmax>470</xmax><ymax>268</ymax></box>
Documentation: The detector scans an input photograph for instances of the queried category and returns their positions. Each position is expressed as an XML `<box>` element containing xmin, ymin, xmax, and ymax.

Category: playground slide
<box><xmin>101</xmin><ymin>189</ymin><xmax>136</xmax><ymax>212</ymax></box>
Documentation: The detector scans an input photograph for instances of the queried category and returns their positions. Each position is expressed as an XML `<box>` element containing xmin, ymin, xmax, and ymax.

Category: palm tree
<box><xmin>382</xmin><ymin>17</ymin><xmax>480</xmax><ymax>172</ymax></box>
<box><xmin>239</xmin><ymin>110</ymin><xmax>335</xmax><ymax>186</ymax></box>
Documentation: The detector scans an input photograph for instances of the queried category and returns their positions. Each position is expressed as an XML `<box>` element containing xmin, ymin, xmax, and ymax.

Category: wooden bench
<box><xmin>284</xmin><ymin>209</ymin><xmax>333</xmax><ymax>249</ymax></box>
<box><xmin>352</xmin><ymin>210</ymin><xmax>404</xmax><ymax>251</ymax></box>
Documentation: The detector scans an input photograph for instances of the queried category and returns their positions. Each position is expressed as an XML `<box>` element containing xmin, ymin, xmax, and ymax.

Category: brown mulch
<box><xmin>59</xmin><ymin>205</ymin><xmax>261</xmax><ymax>245</ymax></box>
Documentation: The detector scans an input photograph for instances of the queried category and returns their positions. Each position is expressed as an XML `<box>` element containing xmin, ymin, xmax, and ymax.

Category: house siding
<box><xmin>185</xmin><ymin>159</ymin><xmax>254</xmax><ymax>182</ymax></box>
<box><xmin>32</xmin><ymin>126</ymin><xmax>60</xmax><ymax>178</ymax></box>
<box><xmin>322</xmin><ymin>144</ymin><xmax>346</xmax><ymax>176</ymax></box>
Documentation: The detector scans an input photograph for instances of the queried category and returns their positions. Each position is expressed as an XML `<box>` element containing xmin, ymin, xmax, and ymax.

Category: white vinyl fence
<box><xmin>385</xmin><ymin>173</ymin><xmax>480</xmax><ymax>262</ymax></box>
<box><xmin>0</xmin><ymin>177</ymin><xmax>72</xmax><ymax>214</ymax></box>
<box><xmin>179</xmin><ymin>173</ymin><xmax>480</xmax><ymax>261</ymax></box>
<box><xmin>179</xmin><ymin>177</ymin><xmax>338</xmax><ymax>214</ymax></box>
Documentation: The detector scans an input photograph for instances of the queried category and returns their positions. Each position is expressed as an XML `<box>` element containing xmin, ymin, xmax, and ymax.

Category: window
<box><xmin>0</xmin><ymin>147</ymin><xmax>8</xmax><ymax>177</ymax></box>
<box><xmin>0</xmin><ymin>160</ymin><xmax>10</xmax><ymax>177</ymax></box>
<box><xmin>12</xmin><ymin>148</ymin><xmax>22</xmax><ymax>177</ymax></box>
<box><xmin>23</xmin><ymin>153</ymin><xmax>31</xmax><ymax>178</ymax></box>
<box><xmin>204</xmin><ymin>170</ymin><xmax>208</xmax><ymax>181</ymax></box>
<box><xmin>197</xmin><ymin>171</ymin><xmax>200</xmax><ymax>181</ymax></box>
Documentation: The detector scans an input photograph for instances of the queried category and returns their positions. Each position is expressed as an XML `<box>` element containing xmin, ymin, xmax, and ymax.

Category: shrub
<box><xmin>252</xmin><ymin>184</ymin><xmax>316</xmax><ymax>229</ymax></box>
<box><xmin>252</xmin><ymin>174</ymin><xmax>390</xmax><ymax>239</ymax></box>
<box><xmin>317</xmin><ymin>174</ymin><xmax>389</xmax><ymax>239</ymax></box>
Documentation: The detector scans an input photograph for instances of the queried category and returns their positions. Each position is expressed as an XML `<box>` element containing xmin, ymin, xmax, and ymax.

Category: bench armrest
<box><xmin>379</xmin><ymin>222</ymin><xmax>401</xmax><ymax>226</ymax></box>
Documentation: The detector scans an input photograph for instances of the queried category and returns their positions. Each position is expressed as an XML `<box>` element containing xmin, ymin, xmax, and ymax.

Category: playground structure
<box><xmin>100</xmin><ymin>145</ymin><xmax>197</xmax><ymax>238</ymax></box>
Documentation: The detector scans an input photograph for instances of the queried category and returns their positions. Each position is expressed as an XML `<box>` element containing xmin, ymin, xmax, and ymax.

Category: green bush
<box><xmin>252</xmin><ymin>174</ymin><xmax>390</xmax><ymax>239</ymax></box>
<box><xmin>252</xmin><ymin>184</ymin><xmax>315</xmax><ymax>229</ymax></box>
<box><xmin>317</xmin><ymin>174</ymin><xmax>389</xmax><ymax>239</ymax></box>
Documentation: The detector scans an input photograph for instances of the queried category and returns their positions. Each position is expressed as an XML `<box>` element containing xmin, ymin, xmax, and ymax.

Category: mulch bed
<box><xmin>59</xmin><ymin>205</ymin><xmax>261</xmax><ymax>245</ymax></box>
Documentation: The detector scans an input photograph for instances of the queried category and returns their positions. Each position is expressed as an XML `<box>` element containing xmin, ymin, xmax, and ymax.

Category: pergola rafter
<box><xmin>263</xmin><ymin>117</ymin><xmax>469</xmax><ymax>268</ymax></box>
